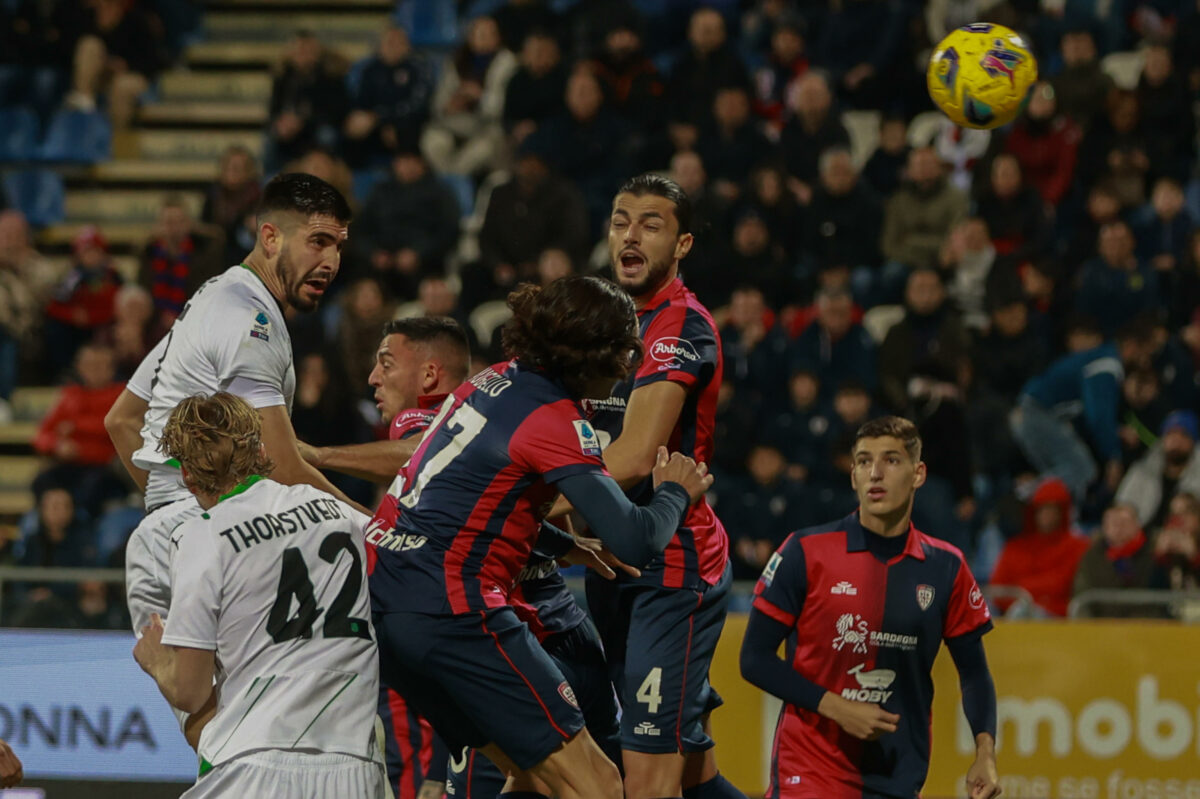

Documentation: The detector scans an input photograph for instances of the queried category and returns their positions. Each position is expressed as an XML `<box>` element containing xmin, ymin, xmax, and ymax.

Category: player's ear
<box><xmin>675</xmin><ymin>231</ymin><xmax>694</xmax><ymax>261</ymax></box>
<box><xmin>912</xmin><ymin>460</ymin><xmax>927</xmax><ymax>490</ymax></box>
<box><xmin>259</xmin><ymin>218</ymin><xmax>282</xmax><ymax>258</ymax></box>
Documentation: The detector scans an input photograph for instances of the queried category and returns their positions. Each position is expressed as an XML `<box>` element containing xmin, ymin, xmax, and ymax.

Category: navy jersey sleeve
<box><xmin>752</xmin><ymin>533</ymin><xmax>807</xmax><ymax>627</ymax></box>
<box><xmin>633</xmin><ymin>304</ymin><xmax>718</xmax><ymax>392</ymax></box>
<box><xmin>508</xmin><ymin>401</ymin><xmax>606</xmax><ymax>484</ymax></box>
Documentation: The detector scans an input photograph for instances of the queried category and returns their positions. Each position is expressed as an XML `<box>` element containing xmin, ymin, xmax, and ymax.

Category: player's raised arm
<box><xmin>106</xmin><ymin>388</ymin><xmax>151</xmax><ymax>490</ymax></box>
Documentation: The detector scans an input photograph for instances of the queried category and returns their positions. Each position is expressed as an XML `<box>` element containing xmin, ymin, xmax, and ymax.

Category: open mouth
<box><xmin>867</xmin><ymin>487</ymin><xmax>887</xmax><ymax>501</ymax></box>
<box><xmin>304</xmin><ymin>277</ymin><xmax>329</xmax><ymax>295</ymax></box>
<box><xmin>619</xmin><ymin>250</ymin><xmax>645</xmax><ymax>274</ymax></box>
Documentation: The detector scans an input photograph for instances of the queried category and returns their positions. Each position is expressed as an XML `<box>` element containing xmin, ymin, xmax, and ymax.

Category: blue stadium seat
<box><xmin>38</xmin><ymin>109</ymin><xmax>111</xmax><ymax>163</ymax></box>
<box><xmin>351</xmin><ymin>167</ymin><xmax>389</xmax><ymax>206</ymax></box>
<box><xmin>441</xmin><ymin>173</ymin><xmax>474</xmax><ymax>220</ymax></box>
<box><xmin>345</xmin><ymin>56</ymin><xmax>371</xmax><ymax>100</ymax></box>
<box><xmin>0</xmin><ymin>107</ymin><xmax>40</xmax><ymax>162</ymax></box>
<box><xmin>2</xmin><ymin>170</ymin><xmax>65</xmax><ymax>227</ymax></box>
<box><xmin>395</xmin><ymin>0</ymin><xmax>459</xmax><ymax>47</ymax></box>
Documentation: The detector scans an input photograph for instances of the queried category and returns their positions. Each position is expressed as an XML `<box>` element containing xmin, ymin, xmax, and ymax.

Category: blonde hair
<box><xmin>159</xmin><ymin>392</ymin><xmax>274</xmax><ymax>496</ymax></box>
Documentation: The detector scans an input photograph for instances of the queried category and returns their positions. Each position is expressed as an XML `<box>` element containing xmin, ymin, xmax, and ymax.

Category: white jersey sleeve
<box><xmin>213</xmin><ymin>302</ymin><xmax>291</xmax><ymax>409</ymax></box>
<box><xmin>128</xmin><ymin>335</ymin><xmax>169</xmax><ymax>401</ymax></box>
<box><xmin>162</xmin><ymin>517</ymin><xmax>223</xmax><ymax>651</ymax></box>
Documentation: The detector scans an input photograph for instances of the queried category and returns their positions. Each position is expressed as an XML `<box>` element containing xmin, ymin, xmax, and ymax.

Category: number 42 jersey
<box><xmin>162</xmin><ymin>477</ymin><xmax>381</xmax><ymax>774</ymax></box>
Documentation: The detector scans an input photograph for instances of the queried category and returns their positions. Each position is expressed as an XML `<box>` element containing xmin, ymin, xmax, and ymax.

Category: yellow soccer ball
<box><xmin>927</xmin><ymin>23</ymin><xmax>1038</xmax><ymax>130</ymax></box>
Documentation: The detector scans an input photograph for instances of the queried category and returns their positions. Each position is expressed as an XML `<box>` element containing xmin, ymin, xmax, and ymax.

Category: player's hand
<box><xmin>819</xmin><ymin>693</ymin><xmax>899</xmax><ymax>741</ymax></box>
<box><xmin>651</xmin><ymin>446</ymin><xmax>714</xmax><ymax>505</ymax></box>
<box><xmin>965</xmin><ymin>746</ymin><xmax>1001</xmax><ymax>798</ymax></box>
<box><xmin>133</xmin><ymin>613</ymin><xmax>167</xmax><ymax>675</ymax></box>
<box><xmin>562</xmin><ymin>536</ymin><xmax>641</xmax><ymax>580</ymax></box>
<box><xmin>0</xmin><ymin>738</ymin><xmax>23</xmax><ymax>788</ymax></box>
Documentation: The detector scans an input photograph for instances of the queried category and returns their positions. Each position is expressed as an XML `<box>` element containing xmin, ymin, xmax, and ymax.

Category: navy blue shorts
<box><xmin>446</xmin><ymin>617</ymin><xmax>621</xmax><ymax>797</ymax></box>
<box><xmin>377</xmin><ymin>685</ymin><xmax>436</xmax><ymax>799</ymax></box>
<box><xmin>586</xmin><ymin>562</ymin><xmax>731</xmax><ymax>754</ymax></box>
<box><xmin>374</xmin><ymin>606</ymin><xmax>586</xmax><ymax>771</ymax></box>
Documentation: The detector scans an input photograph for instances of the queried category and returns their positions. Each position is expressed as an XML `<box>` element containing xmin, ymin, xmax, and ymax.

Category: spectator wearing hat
<box><xmin>1072</xmin><ymin>503</ymin><xmax>1157</xmax><ymax>617</ymax></box>
<box><xmin>1116</xmin><ymin>410</ymin><xmax>1200</xmax><ymax>530</ymax></box>
<box><xmin>44</xmin><ymin>226</ymin><xmax>122</xmax><ymax>381</ymax></box>
<box><xmin>990</xmin><ymin>477</ymin><xmax>1090</xmax><ymax>616</ymax></box>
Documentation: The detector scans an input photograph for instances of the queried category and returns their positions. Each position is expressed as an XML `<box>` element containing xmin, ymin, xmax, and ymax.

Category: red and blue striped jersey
<box><xmin>588</xmin><ymin>277</ymin><xmax>728</xmax><ymax>590</ymax></box>
<box><xmin>370</xmin><ymin>361</ymin><xmax>606</xmax><ymax>616</ymax></box>
<box><xmin>752</xmin><ymin>513</ymin><xmax>992</xmax><ymax>799</ymax></box>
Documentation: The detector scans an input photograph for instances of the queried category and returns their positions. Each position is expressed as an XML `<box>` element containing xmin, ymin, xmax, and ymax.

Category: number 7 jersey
<box><xmin>161</xmin><ymin>477</ymin><xmax>381</xmax><ymax>774</ymax></box>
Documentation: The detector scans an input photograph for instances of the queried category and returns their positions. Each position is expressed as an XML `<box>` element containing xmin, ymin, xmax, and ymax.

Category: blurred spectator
<box><xmin>138</xmin><ymin>196</ymin><xmax>223</xmax><ymax>328</ymax></box>
<box><xmin>200</xmin><ymin>145</ymin><xmax>262</xmax><ymax>267</ymax></box>
<box><xmin>882</xmin><ymin>147</ymin><xmax>967</xmax><ymax>270</ymax></box>
<box><xmin>99</xmin><ymin>284</ymin><xmax>157</xmax><ymax>378</ymax></box>
<box><xmin>862</xmin><ymin>115</ymin><xmax>909</xmax><ymax>199</ymax></box>
<box><xmin>751</xmin><ymin>16</ymin><xmax>809</xmax><ymax>134</ymax></box>
<box><xmin>356</xmin><ymin>148</ymin><xmax>461</xmax><ymax>298</ymax></box>
<box><xmin>763</xmin><ymin>367</ymin><xmax>834</xmax><ymax>482</ymax></box>
<box><xmin>718</xmin><ymin>285</ymin><xmax>790</xmax><ymax>409</ymax></box>
<box><xmin>744</xmin><ymin>163</ymin><xmax>803</xmax><ymax>261</ymax></box>
<box><xmin>535</xmin><ymin>247</ymin><xmax>574</xmax><ymax>285</ymax></box>
<box><xmin>1116</xmin><ymin>367</ymin><xmax>1169</xmax><ymax>465</ymax></box>
<box><xmin>494</xmin><ymin>0</ymin><xmax>560</xmax><ymax>53</ymax></box>
<box><xmin>0</xmin><ymin>0</ymin><xmax>69</xmax><ymax>113</ymax></box>
<box><xmin>932</xmin><ymin>118</ymin><xmax>992</xmax><ymax>193</ymax></box>
<box><xmin>0</xmin><ymin>228</ymin><xmax>38</xmax><ymax>419</ymax></box>
<box><xmin>789</xmin><ymin>286</ymin><xmax>876</xmax><ymax>401</ymax></box>
<box><xmin>284</xmin><ymin>148</ymin><xmax>354</xmax><ymax>205</ymax></box>
<box><xmin>44</xmin><ymin>226</ymin><xmax>122</xmax><ymax>380</ymax></box>
<box><xmin>1137</xmin><ymin>43</ymin><xmax>1194</xmax><ymax>184</ymax></box>
<box><xmin>822</xmin><ymin>380</ymin><xmax>876</xmax><ymax>499</ymax></box>
<box><xmin>1011</xmin><ymin>321</ymin><xmax>1157</xmax><ymax>504</ymax></box>
<box><xmin>802</xmin><ymin>146</ymin><xmax>883</xmax><ymax>276</ymax></box>
<box><xmin>343</xmin><ymin>25</ymin><xmax>434</xmax><ymax>168</ymax></box>
<box><xmin>1131</xmin><ymin>176</ymin><xmax>1193</xmax><ymax>276</ymax></box>
<box><xmin>726</xmin><ymin>444</ymin><xmax>810</xmax><ymax>579</ymax></box>
<box><xmin>989</xmin><ymin>478</ymin><xmax>1089</xmax><ymax>617</ymax></box>
<box><xmin>878</xmin><ymin>268</ymin><xmax>969</xmax><ymax>416</ymax></box>
<box><xmin>503</xmin><ymin>29</ymin><xmax>567</xmax><ymax>148</ymax></box>
<box><xmin>532</xmin><ymin>67</ymin><xmax>633</xmax><ymax>233</ymax></box>
<box><xmin>31</xmin><ymin>344</ymin><xmax>125</xmax><ymax>516</ymax></box>
<box><xmin>11</xmin><ymin>488</ymin><xmax>99</xmax><ymax>619</ymax></box>
<box><xmin>999</xmin><ymin>82</ymin><xmax>1080</xmax><ymax>208</ymax></box>
<box><xmin>421</xmin><ymin>16</ymin><xmax>517</xmax><ymax>177</ymax></box>
<box><xmin>0</xmin><ymin>211</ymin><xmax>60</xmax><ymax>306</ymax></box>
<box><xmin>939</xmin><ymin>217</ymin><xmax>996</xmax><ymax>331</ymax></box>
<box><xmin>665</xmin><ymin>7</ymin><xmax>749</xmax><ymax>134</ymax></box>
<box><xmin>1074</xmin><ymin>221</ymin><xmax>1159</xmax><ymax>338</ymax></box>
<box><xmin>1064</xmin><ymin>182</ymin><xmax>1121</xmax><ymax>273</ymax></box>
<box><xmin>1075</xmin><ymin>90</ymin><xmax>1150</xmax><ymax>207</ymax></box>
<box><xmin>698</xmin><ymin>85</ymin><xmax>772</xmax><ymax>202</ymax></box>
<box><xmin>1050</xmin><ymin>29</ymin><xmax>1112</xmax><ymax>132</ymax></box>
<box><xmin>336</xmin><ymin>278</ymin><xmax>395</xmax><ymax>387</ymax></box>
<box><xmin>1072</xmin><ymin>504</ymin><xmax>1156</xmax><ymax>617</ymax></box>
<box><xmin>1116</xmin><ymin>410</ymin><xmax>1200</xmax><ymax>529</ymax></box>
<box><xmin>973</xmin><ymin>153</ymin><xmax>1050</xmax><ymax>262</ymax></box>
<box><xmin>814</xmin><ymin>0</ymin><xmax>902</xmax><ymax>109</ymax></box>
<box><xmin>63</xmin><ymin>0</ymin><xmax>168</xmax><ymax>128</ymax></box>
<box><xmin>75</xmin><ymin>579</ymin><xmax>129</xmax><ymax>630</ymax></box>
<box><xmin>265</xmin><ymin>30</ymin><xmax>349</xmax><ymax>171</ymax></box>
<box><xmin>586</xmin><ymin>21</ymin><xmax>665</xmax><ymax>138</ymax></box>
<box><xmin>1151</xmin><ymin>492</ymin><xmax>1200</xmax><ymax>591</ymax></box>
<box><xmin>779</xmin><ymin>71</ymin><xmax>850</xmax><ymax>204</ymax></box>
<box><xmin>474</xmin><ymin>148</ymin><xmax>589</xmax><ymax>306</ymax></box>
<box><xmin>1171</xmin><ymin>230</ymin><xmax>1200</xmax><ymax>330</ymax></box>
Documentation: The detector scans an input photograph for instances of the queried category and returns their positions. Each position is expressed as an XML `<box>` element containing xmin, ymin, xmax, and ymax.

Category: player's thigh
<box><xmin>183</xmin><ymin>751</ymin><xmax>387</xmax><ymax>799</ymax></box>
<box><xmin>546</xmin><ymin>619</ymin><xmax>622</xmax><ymax>765</ymax></box>
<box><xmin>621</xmin><ymin>567</ymin><xmax>732</xmax><ymax>754</ymax></box>
<box><xmin>418</xmin><ymin>607</ymin><xmax>586</xmax><ymax>771</ymax></box>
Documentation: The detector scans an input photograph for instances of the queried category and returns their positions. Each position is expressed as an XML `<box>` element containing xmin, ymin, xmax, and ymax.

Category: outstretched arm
<box><xmin>259</xmin><ymin>405</ymin><xmax>369</xmax><ymax>514</ymax></box>
<box><xmin>301</xmin><ymin>437</ymin><xmax>421</xmax><ymax>485</ymax></box>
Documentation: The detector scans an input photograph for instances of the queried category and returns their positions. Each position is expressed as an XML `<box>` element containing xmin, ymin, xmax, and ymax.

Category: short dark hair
<box><xmin>854</xmin><ymin>415</ymin><xmax>923</xmax><ymax>462</ymax></box>
<box><xmin>382</xmin><ymin>316</ymin><xmax>471</xmax><ymax>381</ymax></box>
<box><xmin>257</xmin><ymin>172</ymin><xmax>352</xmax><ymax>226</ymax></box>
<box><xmin>501</xmin><ymin>276</ymin><xmax>643</xmax><ymax>398</ymax></box>
<box><xmin>616</xmin><ymin>173</ymin><xmax>692</xmax><ymax>235</ymax></box>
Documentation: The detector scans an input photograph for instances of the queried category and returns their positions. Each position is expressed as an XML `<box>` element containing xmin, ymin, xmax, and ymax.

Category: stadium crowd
<box><xmin>2</xmin><ymin>0</ymin><xmax>1200</xmax><ymax>627</ymax></box>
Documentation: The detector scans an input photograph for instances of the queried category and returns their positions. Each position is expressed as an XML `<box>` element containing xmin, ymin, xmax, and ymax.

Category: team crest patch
<box><xmin>572</xmin><ymin>419</ymin><xmax>603</xmax><ymax>457</ymax></box>
<box><xmin>916</xmin><ymin>584</ymin><xmax>935</xmax><ymax>611</ymax></box>
<box><xmin>558</xmin><ymin>681</ymin><xmax>579</xmax><ymax>709</ymax></box>
<box><xmin>250</xmin><ymin>311</ymin><xmax>271</xmax><ymax>341</ymax></box>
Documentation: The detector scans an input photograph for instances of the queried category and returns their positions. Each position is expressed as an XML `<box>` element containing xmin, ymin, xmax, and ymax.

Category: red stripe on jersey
<box><xmin>753</xmin><ymin>595</ymin><xmax>797</xmax><ymax>627</ymax></box>
<box><xmin>444</xmin><ymin>462</ymin><xmax>527</xmax><ymax>614</ymax></box>
<box><xmin>387</xmin><ymin>689</ymin><xmax>416</xmax><ymax>799</ymax></box>
<box><xmin>481</xmin><ymin>612</ymin><xmax>570</xmax><ymax>740</ymax></box>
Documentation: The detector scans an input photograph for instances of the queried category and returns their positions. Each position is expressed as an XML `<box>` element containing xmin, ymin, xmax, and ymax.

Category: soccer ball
<box><xmin>927</xmin><ymin>23</ymin><xmax>1037</xmax><ymax>130</ymax></box>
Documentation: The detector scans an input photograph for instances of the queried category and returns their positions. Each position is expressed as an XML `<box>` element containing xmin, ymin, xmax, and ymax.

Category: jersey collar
<box><xmin>637</xmin><ymin>276</ymin><xmax>684</xmax><ymax>316</ymax></box>
<box><xmin>845</xmin><ymin>511</ymin><xmax>926</xmax><ymax>561</ymax></box>
<box><xmin>417</xmin><ymin>392</ymin><xmax>449</xmax><ymax>409</ymax></box>
<box><xmin>217</xmin><ymin>474</ymin><xmax>265</xmax><ymax>504</ymax></box>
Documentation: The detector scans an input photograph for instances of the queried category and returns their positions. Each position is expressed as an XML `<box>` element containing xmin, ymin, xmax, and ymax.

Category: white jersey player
<box><xmin>134</xmin><ymin>393</ymin><xmax>386</xmax><ymax>798</ymax></box>
<box><xmin>110</xmin><ymin>172</ymin><xmax>359</xmax><ymax>636</ymax></box>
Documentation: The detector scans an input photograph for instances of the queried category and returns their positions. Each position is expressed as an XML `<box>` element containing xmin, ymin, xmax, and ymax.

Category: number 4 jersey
<box><xmin>162</xmin><ymin>477</ymin><xmax>382</xmax><ymax>773</ymax></box>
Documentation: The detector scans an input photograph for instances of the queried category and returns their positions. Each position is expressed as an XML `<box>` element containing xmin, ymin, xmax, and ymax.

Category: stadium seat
<box><xmin>1</xmin><ymin>170</ymin><xmax>65</xmax><ymax>227</ymax></box>
<box><xmin>468</xmin><ymin>299</ymin><xmax>513</xmax><ymax>350</ymax></box>
<box><xmin>38</xmin><ymin>109</ymin><xmax>111</xmax><ymax>163</ymax></box>
<box><xmin>441</xmin><ymin>173</ymin><xmax>475</xmax><ymax>220</ymax></box>
<box><xmin>395</xmin><ymin>0</ymin><xmax>459</xmax><ymax>48</ymax></box>
<box><xmin>841</xmin><ymin>110</ymin><xmax>881</xmax><ymax>169</ymax></box>
<box><xmin>1101</xmin><ymin>50</ymin><xmax>1146</xmax><ymax>91</ymax></box>
<box><xmin>862</xmin><ymin>304</ymin><xmax>905</xmax><ymax>344</ymax></box>
<box><xmin>906</xmin><ymin>110</ymin><xmax>947</xmax><ymax>148</ymax></box>
<box><xmin>0</xmin><ymin>107</ymin><xmax>40</xmax><ymax>162</ymax></box>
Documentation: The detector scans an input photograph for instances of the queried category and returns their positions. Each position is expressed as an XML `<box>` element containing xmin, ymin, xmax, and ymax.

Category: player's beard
<box><xmin>615</xmin><ymin>254</ymin><xmax>672</xmax><ymax>299</ymax></box>
<box><xmin>277</xmin><ymin>248</ymin><xmax>319</xmax><ymax>312</ymax></box>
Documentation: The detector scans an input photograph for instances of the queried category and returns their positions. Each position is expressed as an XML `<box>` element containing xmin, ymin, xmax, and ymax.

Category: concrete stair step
<box><xmin>65</xmin><ymin>189</ymin><xmax>204</xmax><ymax>223</ymax></box>
<box><xmin>45</xmin><ymin>255</ymin><xmax>139</xmax><ymax>283</ymax></box>
<box><xmin>0</xmin><ymin>457</ymin><xmax>46</xmax><ymax>489</ymax></box>
<box><xmin>85</xmin><ymin>159</ymin><xmax>220</xmax><ymax>184</ymax></box>
<box><xmin>186</xmin><ymin>39</ymin><xmax>370</xmax><ymax>68</ymax></box>
<box><xmin>10</xmin><ymin>387</ymin><xmax>59</xmax><ymax>422</ymax></box>
<box><xmin>0</xmin><ymin>490</ymin><xmax>34</xmax><ymax>520</ymax></box>
<box><xmin>118</xmin><ymin>129</ymin><xmax>263</xmax><ymax>162</ymax></box>
<box><xmin>158</xmin><ymin>70</ymin><xmax>272</xmax><ymax>103</ymax></box>
<box><xmin>140</xmin><ymin>100</ymin><xmax>268</xmax><ymax>127</ymax></box>
<box><xmin>206</xmin><ymin>10</ymin><xmax>388</xmax><ymax>39</ymax></box>
<box><xmin>40</xmin><ymin>222</ymin><xmax>157</xmax><ymax>250</ymax></box>
<box><xmin>209</xmin><ymin>0</ymin><xmax>392</xmax><ymax>9</ymax></box>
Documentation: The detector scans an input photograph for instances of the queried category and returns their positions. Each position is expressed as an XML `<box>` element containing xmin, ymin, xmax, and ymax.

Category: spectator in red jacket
<box><xmin>43</xmin><ymin>226</ymin><xmax>122</xmax><ymax>380</ymax></box>
<box><xmin>32</xmin><ymin>343</ymin><xmax>127</xmax><ymax>516</ymax></box>
<box><xmin>1001</xmin><ymin>82</ymin><xmax>1081</xmax><ymax>208</ymax></box>
<box><xmin>989</xmin><ymin>477</ymin><xmax>1091</xmax><ymax>616</ymax></box>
